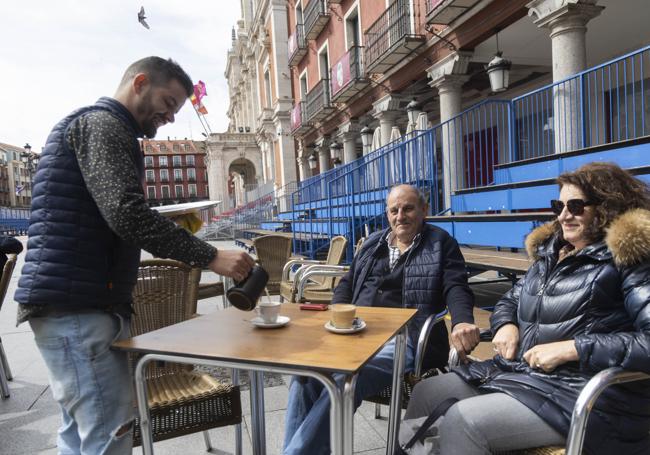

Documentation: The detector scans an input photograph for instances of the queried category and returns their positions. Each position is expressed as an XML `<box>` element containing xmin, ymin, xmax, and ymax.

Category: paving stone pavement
<box><xmin>0</xmin><ymin>238</ymin><xmax>508</xmax><ymax>454</ymax></box>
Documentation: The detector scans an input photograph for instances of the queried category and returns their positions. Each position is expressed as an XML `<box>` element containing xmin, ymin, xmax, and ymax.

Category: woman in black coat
<box><xmin>403</xmin><ymin>162</ymin><xmax>650</xmax><ymax>454</ymax></box>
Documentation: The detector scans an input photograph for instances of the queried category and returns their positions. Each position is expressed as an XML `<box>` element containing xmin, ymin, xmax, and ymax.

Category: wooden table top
<box><xmin>113</xmin><ymin>304</ymin><xmax>417</xmax><ymax>375</ymax></box>
<box><xmin>460</xmin><ymin>248</ymin><xmax>532</xmax><ymax>274</ymax></box>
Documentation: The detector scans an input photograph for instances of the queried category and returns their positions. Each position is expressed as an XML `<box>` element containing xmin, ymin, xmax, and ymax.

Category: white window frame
<box><xmin>188</xmin><ymin>184</ymin><xmax>197</xmax><ymax>197</ymax></box>
<box><xmin>344</xmin><ymin>2</ymin><xmax>362</xmax><ymax>50</ymax></box>
<box><xmin>174</xmin><ymin>169</ymin><xmax>183</xmax><ymax>182</ymax></box>
<box><xmin>299</xmin><ymin>68</ymin><xmax>309</xmax><ymax>99</ymax></box>
<box><xmin>161</xmin><ymin>185</ymin><xmax>170</xmax><ymax>199</ymax></box>
<box><xmin>175</xmin><ymin>185</ymin><xmax>184</xmax><ymax>198</ymax></box>
<box><xmin>158</xmin><ymin>155</ymin><xmax>168</xmax><ymax>167</ymax></box>
<box><xmin>146</xmin><ymin>186</ymin><xmax>156</xmax><ymax>199</ymax></box>
<box><xmin>145</xmin><ymin>170</ymin><xmax>155</xmax><ymax>182</ymax></box>
<box><xmin>294</xmin><ymin>0</ymin><xmax>303</xmax><ymax>25</ymax></box>
<box><xmin>159</xmin><ymin>169</ymin><xmax>169</xmax><ymax>182</ymax></box>
<box><xmin>317</xmin><ymin>41</ymin><xmax>330</xmax><ymax>81</ymax></box>
<box><xmin>186</xmin><ymin>155</ymin><xmax>195</xmax><ymax>166</ymax></box>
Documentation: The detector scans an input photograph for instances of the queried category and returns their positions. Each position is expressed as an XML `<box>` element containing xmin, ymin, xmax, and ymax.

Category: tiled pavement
<box><xmin>0</xmin><ymin>239</ymin><xmax>509</xmax><ymax>454</ymax></box>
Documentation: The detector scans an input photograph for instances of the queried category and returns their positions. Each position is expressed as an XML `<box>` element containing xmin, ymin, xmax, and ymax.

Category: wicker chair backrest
<box><xmin>253</xmin><ymin>235</ymin><xmax>292</xmax><ymax>284</ymax></box>
<box><xmin>130</xmin><ymin>259</ymin><xmax>200</xmax><ymax>377</ymax></box>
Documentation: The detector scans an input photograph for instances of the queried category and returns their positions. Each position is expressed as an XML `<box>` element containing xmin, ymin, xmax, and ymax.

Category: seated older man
<box><xmin>283</xmin><ymin>184</ymin><xmax>479</xmax><ymax>455</ymax></box>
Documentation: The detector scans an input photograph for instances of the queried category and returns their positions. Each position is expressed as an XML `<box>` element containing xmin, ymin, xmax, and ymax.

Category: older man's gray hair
<box><xmin>386</xmin><ymin>184</ymin><xmax>428</xmax><ymax>207</ymax></box>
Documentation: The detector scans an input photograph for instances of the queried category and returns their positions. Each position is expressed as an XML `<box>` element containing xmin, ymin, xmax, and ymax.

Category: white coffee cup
<box><xmin>256</xmin><ymin>301</ymin><xmax>281</xmax><ymax>324</ymax></box>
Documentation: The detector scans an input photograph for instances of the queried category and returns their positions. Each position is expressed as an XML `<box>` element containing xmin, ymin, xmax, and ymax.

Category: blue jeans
<box><xmin>30</xmin><ymin>311</ymin><xmax>135</xmax><ymax>455</ymax></box>
<box><xmin>283</xmin><ymin>339</ymin><xmax>415</xmax><ymax>455</ymax></box>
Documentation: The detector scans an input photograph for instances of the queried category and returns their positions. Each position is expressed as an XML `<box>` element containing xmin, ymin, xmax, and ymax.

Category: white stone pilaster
<box><xmin>528</xmin><ymin>0</ymin><xmax>604</xmax><ymax>153</ymax></box>
<box><xmin>427</xmin><ymin>51</ymin><xmax>472</xmax><ymax>210</ymax></box>
<box><xmin>372</xmin><ymin>95</ymin><xmax>405</xmax><ymax>147</ymax></box>
<box><xmin>337</xmin><ymin>120</ymin><xmax>360</xmax><ymax>164</ymax></box>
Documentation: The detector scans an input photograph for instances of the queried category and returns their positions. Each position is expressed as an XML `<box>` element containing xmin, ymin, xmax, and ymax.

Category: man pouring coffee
<box><xmin>283</xmin><ymin>184</ymin><xmax>479</xmax><ymax>455</ymax></box>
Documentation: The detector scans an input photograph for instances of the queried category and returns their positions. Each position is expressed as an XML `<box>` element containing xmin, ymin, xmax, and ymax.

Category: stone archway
<box><xmin>228</xmin><ymin>158</ymin><xmax>257</xmax><ymax>207</ymax></box>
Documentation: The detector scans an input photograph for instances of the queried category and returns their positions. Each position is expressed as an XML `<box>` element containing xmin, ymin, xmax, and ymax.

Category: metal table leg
<box><xmin>134</xmin><ymin>356</ymin><xmax>155</xmax><ymax>455</ymax></box>
<box><xmin>386</xmin><ymin>327</ymin><xmax>407</xmax><ymax>455</ymax></box>
<box><xmin>343</xmin><ymin>374</ymin><xmax>359</xmax><ymax>455</ymax></box>
<box><xmin>250</xmin><ymin>371</ymin><xmax>266</xmax><ymax>455</ymax></box>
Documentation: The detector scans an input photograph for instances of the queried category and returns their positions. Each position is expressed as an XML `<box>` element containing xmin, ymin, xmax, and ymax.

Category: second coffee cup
<box><xmin>257</xmin><ymin>301</ymin><xmax>281</xmax><ymax>324</ymax></box>
<box><xmin>330</xmin><ymin>304</ymin><xmax>356</xmax><ymax>329</ymax></box>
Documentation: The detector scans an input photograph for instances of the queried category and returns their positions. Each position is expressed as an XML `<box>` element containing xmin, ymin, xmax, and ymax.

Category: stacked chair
<box><xmin>279</xmin><ymin>235</ymin><xmax>349</xmax><ymax>303</ymax></box>
<box><xmin>130</xmin><ymin>259</ymin><xmax>242</xmax><ymax>452</ymax></box>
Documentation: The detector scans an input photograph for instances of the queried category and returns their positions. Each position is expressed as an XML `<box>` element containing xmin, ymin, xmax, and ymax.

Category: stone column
<box><xmin>296</xmin><ymin>141</ymin><xmax>310</xmax><ymax>181</ymax></box>
<box><xmin>528</xmin><ymin>0</ymin><xmax>604</xmax><ymax>152</ymax></box>
<box><xmin>273</xmin><ymin>107</ymin><xmax>298</xmax><ymax>188</ymax></box>
<box><xmin>205</xmin><ymin>141</ymin><xmax>228</xmax><ymax>210</ymax></box>
<box><xmin>337</xmin><ymin>120</ymin><xmax>360</xmax><ymax>164</ymax></box>
<box><xmin>372</xmin><ymin>95</ymin><xmax>404</xmax><ymax>147</ymax></box>
<box><xmin>427</xmin><ymin>51</ymin><xmax>472</xmax><ymax>211</ymax></box>
<box><xmin>315</xmin><ymin>137</ymin><xmax>330</xmax><ymax>174</ymax></box>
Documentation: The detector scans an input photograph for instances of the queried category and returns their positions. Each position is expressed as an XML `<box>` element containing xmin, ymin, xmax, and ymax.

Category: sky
<box><xmin>0</xmin><ymin>1</ymin><xmax>242</xmax><ymax>152</ymax></box>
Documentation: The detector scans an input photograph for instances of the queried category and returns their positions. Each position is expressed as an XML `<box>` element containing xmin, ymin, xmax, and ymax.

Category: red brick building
<box><xmin>140</xmin><ymin>139</ymin><xmax>209</xmax><ymax>206</ymax></box>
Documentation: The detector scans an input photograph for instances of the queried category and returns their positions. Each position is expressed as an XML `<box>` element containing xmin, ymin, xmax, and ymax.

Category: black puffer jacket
<box><xmin>333</xmin><ymin>224</ymin><xmax>474</xmax><ymax>370</ymax></box>
<box><xmin>454</xmin><ymin>208</ymin><xmax>650</xmax><ymax>455</ymax></box>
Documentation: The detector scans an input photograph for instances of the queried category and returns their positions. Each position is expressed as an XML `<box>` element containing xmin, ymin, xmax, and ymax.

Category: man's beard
<box><xmin>142</xmin><ymin>120</ymin><xmax>158</xmax><ymax>138</ymax></box>
<box><xmin>137</xmin><ymin>92</ymin><xmax>159</xmax><ymax>138</ymax></box>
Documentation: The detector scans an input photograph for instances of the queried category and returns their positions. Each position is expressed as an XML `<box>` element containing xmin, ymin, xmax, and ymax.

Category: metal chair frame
<box><xmin>0</xmin><ymin>254</ymin><xmax>17</xmax><ymax>399</ymax></box>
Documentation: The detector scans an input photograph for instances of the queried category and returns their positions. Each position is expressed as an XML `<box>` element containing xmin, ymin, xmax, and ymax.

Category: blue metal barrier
<box><xmin>512</xmin><ymin>44</ymin><xmax>650</xmax><ymax>160</ymax></box>
<box><xmin>287</xmin><ymin>45</ymin><xmax>650</xmax><ymax>254</ymax></box>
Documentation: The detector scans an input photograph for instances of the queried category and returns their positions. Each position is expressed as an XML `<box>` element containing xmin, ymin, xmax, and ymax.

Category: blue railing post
<box><xmin>327</xmin><ymin>179</ymin><xmax>333</xmax><ymax>244</ymax></box>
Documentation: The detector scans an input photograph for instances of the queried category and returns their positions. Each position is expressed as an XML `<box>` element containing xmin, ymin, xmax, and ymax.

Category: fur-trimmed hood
<box><xmin>525</xmin><ymin>208</ymin><xmax>650</xmax><ymax>267</ymax></box>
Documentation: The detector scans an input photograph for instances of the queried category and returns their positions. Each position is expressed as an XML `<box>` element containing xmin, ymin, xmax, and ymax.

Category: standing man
<box><xmin>283</xmin><ymin>184</ymin><xmax>480</xmax><ymax>455</ymax></box>
<box><xmin>14</xmin><ymin>57</ymin><xmax>255</xmax><ymax>455</ymax></box>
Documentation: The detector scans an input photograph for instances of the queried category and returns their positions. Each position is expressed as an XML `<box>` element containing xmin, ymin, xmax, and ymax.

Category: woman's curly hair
<box><xmin>554</xmin><ymin>162</ymin><xmax>650</xmax><ymax>243</ymax></box>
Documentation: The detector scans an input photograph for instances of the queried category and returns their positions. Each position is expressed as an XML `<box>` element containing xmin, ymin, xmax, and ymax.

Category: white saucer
<box><xmin>324</xmin><ymin>319</ymin><xmax>366</xmax><ymax>334</ymax></box>
<box><xmin>251</xmin><ymin>315</ymin><xmax>290</xmax><ymax>329</ymax></box>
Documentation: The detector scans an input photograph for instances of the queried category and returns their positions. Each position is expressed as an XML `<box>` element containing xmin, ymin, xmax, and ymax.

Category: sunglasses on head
<box><xmin>550</xmin><ymin>199</ymin><xmax>594</xmax><ymax>216</ymax></box>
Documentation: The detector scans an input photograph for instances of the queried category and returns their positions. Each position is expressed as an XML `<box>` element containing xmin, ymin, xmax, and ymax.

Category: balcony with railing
<box><xmin>288</xmin><ymin>24</ymin><xmax>308</xmax><ymax>66</ymax></box>
<box><xmin>330</xmin><ymin>46</ymin><xmax>368</xmax><ymax>103</ymax></box>
<box><xmin>304</xmin><ymin>0</ymin><xmax>329</xmax><ymax>40</ymax></box>
<box><xmin>290</xmin><ymin>101</ymin><xmax>312</xmax><ymax>134</ymax></box>
<box><xmin>305</xmin><ymin>78</ymin><xmax>335</xmax><ymax>123</ymax></box>
<box><xmin>364</xmin><ymin>0</ymin><xmax>425</xmax><ymax>74</ymax></box>
<box><xmin>426</xmin><ymin>0</ymin><xmax>480</xmax><ymax>25</ymax></box>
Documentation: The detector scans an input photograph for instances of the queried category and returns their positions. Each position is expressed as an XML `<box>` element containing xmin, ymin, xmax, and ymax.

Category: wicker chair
<box><xmin>130</xmin><ymin>260</ymin><xmax>242</xmax><ymax>452</ymax></box>
<box><xmin>0</xmin><ymin>254</ymin><xmax>17</xmax><ymax>399</ymax></box>
<box><xmin>279</xmin><ymin>235</ymin><xmax>349</xmax><ymax>303</ymax></box>
<box><xmin>253</xmin><ymin>235</ymin><xmax>293</xmax><ymax>294</ymax></box>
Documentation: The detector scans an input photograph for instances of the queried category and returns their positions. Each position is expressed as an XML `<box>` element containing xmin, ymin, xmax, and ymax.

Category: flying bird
<box><xmin>138</xmin><ymin>6</ymin><xmax>150</xmax><ymax>29</ymax></box>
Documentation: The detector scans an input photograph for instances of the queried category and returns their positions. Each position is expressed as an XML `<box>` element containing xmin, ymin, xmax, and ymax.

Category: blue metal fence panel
<box><xmin>428</xmin><ymin>220</ymin><xmax>542</xmax><ymax>249</ymax></box>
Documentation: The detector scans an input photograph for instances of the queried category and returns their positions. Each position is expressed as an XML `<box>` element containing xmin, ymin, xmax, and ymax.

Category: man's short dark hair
<box><xmin>120</xmin><ymin>56</ymin><xmax>193</xmax><ymax>97</ymax></box>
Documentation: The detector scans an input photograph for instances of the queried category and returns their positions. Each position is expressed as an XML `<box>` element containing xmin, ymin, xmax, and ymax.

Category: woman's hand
<box><xmin>523</xmin><ymin>340</ymin><xmax>579</xmax><ymax>373</ymax></box>
<box><xmin>493</xmin><ymin>324</ymin><xmax>519</xmax><ymax>360</ymax></box>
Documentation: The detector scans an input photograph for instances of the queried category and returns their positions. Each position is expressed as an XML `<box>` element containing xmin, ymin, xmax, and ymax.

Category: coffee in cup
<box><xmin>330</xmin><ymin>304</ymin><xmax>356</xmax><ymax>329</ymax></box>
<box><xmin>257</xmin><ymin>300</ymin><xmax>281</xmax><ymax>324</ymax></box>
